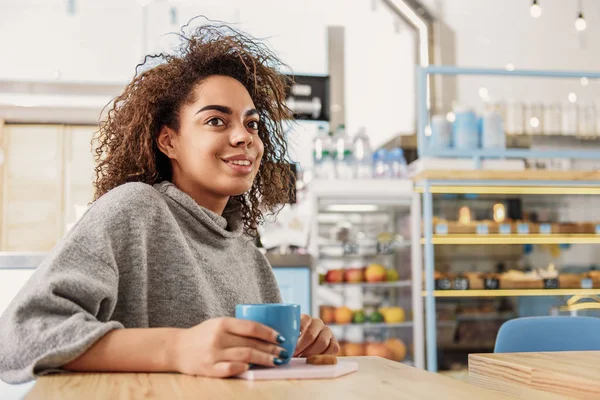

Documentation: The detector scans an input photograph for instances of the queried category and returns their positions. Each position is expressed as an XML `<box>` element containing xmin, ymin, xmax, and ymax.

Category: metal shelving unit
<box><xmin>310</xmin><ymin>179</ymin><xmax>424</xmax><ymax>369</ymax></box>
<box><xmin>328</xmin><ymin>322</ymin><xmax>414</xmax><ymax>329</ymax></box>
<box><xmin>415</xmin><ymin>66</ymin><xmax>600</xmax><ymax>372</ymax></box>
<box><xmin>321</xmin><ymin>280</ymin><xmax>412</xmax><ymax>289</ymax></box>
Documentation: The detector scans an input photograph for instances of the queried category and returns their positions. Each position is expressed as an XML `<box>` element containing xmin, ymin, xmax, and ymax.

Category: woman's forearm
<box><xmin>63</xmin><ymin>328</ymin><xmax>182</xmax><ymax>373</ymax></box>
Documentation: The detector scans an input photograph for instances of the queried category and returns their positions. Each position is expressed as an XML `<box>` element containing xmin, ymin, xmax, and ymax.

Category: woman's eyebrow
<box><xmin>196</xmin><ymin>105</ymin><xmax>232</xmax><ymax>115</ymax></box>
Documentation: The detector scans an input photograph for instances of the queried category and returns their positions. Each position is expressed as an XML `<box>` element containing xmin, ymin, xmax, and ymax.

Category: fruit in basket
<box><xmin>365</xmin><ymin>342</ymin><xmax>393</xmax><ymax>359</ymax></box>
<box><xmin>343</xmin><ymin>342</ymin><xmax>365</xmax><ymax>357</ymax></box>
<box><xmin>365</xmin><ymin>264</ymin><xmax>386</xmax><ymax>282</ymax></box>
<box><xmin>368</xmin><ymin>311</ymin><xmax>385</xmax><ymax>323</ymax></box>
<box><xmin>352</xmin><ymin>310</ymin><xmax>366</xmax><ymax>324</ymax></box>
<box><xmin>384</xmin><ymin>338</ymin><xmax>407</xmax><ymax>361</ymax></box>
<box><xmin>344</xmin><ymin>267</ymin><xmax>365</xmax><ymax>283</ymax></box>
<box><xmin>319</xmin><ymin>306</ymin><xmax>335</xmax><ymax>324</ymax></box>
<box><xmin>385</xmin><ymin>268</ymin><xmax>399</xmax><ymax>282</ymax></box>
<box><xmin>334</xmin><ymin>306</ymin><xmax>353</xmax><ymax>324</ymax></box>
<box><xmin>381</xmin><ymin>307</ymin><xmax>405</xmax><ymax>323</ymax></box>
<box><xmin>325</xmin><ymin>269</ymin><xmax>344</xmax><ymax>283</ymax></box>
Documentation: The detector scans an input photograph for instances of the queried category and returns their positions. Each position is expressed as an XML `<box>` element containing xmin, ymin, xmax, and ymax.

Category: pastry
<box><xmin>307</xmin><ymin>354</ymin><xmax>338</xmax><ymax>365</ymax></box>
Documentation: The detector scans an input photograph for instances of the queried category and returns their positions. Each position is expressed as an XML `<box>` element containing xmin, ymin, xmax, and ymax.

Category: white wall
<box><xmin>0</xmin><ymin>0</ymin><xmax>418</xmax><ymax>154</ymax></box>
<box><xmin>436</xmin><ymin>0</ymin><xmax>600</xmax><ymax>110</ymax></box>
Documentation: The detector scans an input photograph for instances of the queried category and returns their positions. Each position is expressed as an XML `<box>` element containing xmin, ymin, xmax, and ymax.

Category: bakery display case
<box><xmin>415</xmin><ymin>169</ymin><xmax>600</xmax><ymax>372</ymax></box>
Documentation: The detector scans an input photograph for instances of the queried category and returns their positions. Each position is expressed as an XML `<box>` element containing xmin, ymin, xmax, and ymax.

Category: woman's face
<box><xmin>159</xmin><ymin>75</ymin><xmax>264</xmax><ymax>205</ymax></box>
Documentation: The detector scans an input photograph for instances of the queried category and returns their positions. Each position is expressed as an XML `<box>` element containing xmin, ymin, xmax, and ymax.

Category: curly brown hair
<box><xmin>93</xmin><ymin>22</ymin><xmax>294</xmax><ymax>235</ymax></box>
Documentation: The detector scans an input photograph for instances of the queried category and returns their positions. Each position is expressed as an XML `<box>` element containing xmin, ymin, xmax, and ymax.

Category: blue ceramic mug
<box><xmin>235</xmin><ymin>303</ymin><xmax>301</xmax><ymax>365</ymax></box>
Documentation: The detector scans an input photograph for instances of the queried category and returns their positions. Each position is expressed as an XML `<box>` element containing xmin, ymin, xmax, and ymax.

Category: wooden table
<box><xmin>25</xmin><ymin>357</ymin><xmax>511</xmax><ymax>400</ymax></box>
<box><xmin>469</xmin><ymin>351</ymin><xmax>600</xmax><ymax>400</ymax></box>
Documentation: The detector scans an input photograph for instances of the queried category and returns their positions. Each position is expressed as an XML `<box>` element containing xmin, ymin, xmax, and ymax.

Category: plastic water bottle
<box><xmin>352</xmin><ymin>127</ymin><xmax>373</xmax><ymax>179</ymax></box>
<box><xmin>332</xmin><ymin>124</ymin><xmax>354</xmax><ymax>179</ymax></box>
<box><xmin>373</xmin><ymin>148</ymin><xmax>389</xmax><ymax>179</ymax></box>
<box><xmin>387</xmin><ymin>148</ymin><xmax>407</xmax><ymax>179</ymax></box>
<box><xmin>312</xmin><ymin>125</ymin><xmax>335</xmax><ymax>179</ymax></box>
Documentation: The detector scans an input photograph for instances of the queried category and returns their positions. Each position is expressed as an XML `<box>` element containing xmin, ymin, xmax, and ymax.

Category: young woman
<box><xmin>0</xmin><ymin>24</ymin><xmax>338</xmax><ymax>383</ymax></box>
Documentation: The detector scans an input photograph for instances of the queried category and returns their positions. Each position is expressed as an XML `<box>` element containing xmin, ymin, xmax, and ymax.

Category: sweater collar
<box><xmin>154</xmin><ymin>181</ymin><xmax>244</xmax><ymax>238</ymax></box>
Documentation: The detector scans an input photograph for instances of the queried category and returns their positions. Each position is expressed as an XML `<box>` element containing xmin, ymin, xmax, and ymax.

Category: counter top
<box><xmin>469</xmin><ymin>351</ymin><xmax>600</xmax><ymax>399</ymax></box>
<box><xmin>25</xmin><ymin>357</ymin><xmax>511</xmax><ymax>400</ymax></box>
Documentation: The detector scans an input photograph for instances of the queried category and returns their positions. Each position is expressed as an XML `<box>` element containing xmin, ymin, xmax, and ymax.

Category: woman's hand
<box><xmin>293</xmin><ymin>314</ymin><xmax>340</xmax><ymax>357</ymax></box>
<box><xmin>172</xmin><ymin>317</ymin><xmax>289</xmax><ymax>378</ymax></box>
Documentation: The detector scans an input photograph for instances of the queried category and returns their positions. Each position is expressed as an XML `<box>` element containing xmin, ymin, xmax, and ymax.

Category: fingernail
<box><xmin>274</xmin><ymin>358</ymin><xmax>284</xmax><ymax>366</ymax></box>
<box><xmin>276</xmin><ymin>335</ymin><xmax>286</xmax><ymax>344</ymax></box>
<box><xmin>279</xmin><ymin>349</ymin><xmax>289</xmax><ymax>359</ymax></box>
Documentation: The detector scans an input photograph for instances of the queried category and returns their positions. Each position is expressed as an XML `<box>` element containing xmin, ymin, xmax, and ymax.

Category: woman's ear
<box><xmin>157</xmin><ymin>125</ymin><xmax>177</xmax><ymax>160</ymax></box>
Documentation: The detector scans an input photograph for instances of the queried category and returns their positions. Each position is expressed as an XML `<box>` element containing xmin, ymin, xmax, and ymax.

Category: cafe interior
<box><xmin>1</xmin><ymin>0</ymin><xmax>600</xmax><ymax>398</ymax></box>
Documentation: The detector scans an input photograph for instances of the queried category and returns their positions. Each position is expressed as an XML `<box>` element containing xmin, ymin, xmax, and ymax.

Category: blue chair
<box><xmin>494</xmin><ymin>316</ymin><xmax>600</xmax><ymax>353</ymax></box>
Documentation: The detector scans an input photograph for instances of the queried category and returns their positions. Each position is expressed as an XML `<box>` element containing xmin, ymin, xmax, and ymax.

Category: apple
<box><xmin>344</xmin><ymin>267</ymin><xmax>365</xmax><ymax>283</ymax></box>
<box><xmin>325</xmin><ymin>269</ymin><xmax>344</xmax><ymax>283</ymax></box>
<box><xmin>365</xmin><ymin>263</ymin><xmax>386</xmax><ymax>282</ymax></box>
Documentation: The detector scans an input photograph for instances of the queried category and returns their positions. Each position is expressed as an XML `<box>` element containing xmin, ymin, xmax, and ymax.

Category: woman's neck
<box><xmin>170</xmin><ymin>176</ymin><xmax>229</xmax><ymax>215</ymax></box>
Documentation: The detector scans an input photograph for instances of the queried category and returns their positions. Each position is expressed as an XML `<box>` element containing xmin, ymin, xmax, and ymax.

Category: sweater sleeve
<box><xmin>0</xmin><ymin>238</ymin><xmax>123</xmax><ymax>384</ymax></box>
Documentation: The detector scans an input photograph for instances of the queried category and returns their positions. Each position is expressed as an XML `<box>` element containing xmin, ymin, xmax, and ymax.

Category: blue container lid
<box><xmin>387</xmin><ymin>148</ymin><xmax>404</xmax><ymax>160</ymax></box>
<box><xmin>373</xmin><ymin>148</ymin><xmax>388</xmax><ymax>160</ymax></box>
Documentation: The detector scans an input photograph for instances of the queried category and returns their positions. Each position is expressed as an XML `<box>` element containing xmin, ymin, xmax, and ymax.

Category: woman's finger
<box><xmin>222</xmin><ymin>334</ymin><xmax>289</xmax><ymax>360</ymax></box>
<box><xmin>220</xmin><ymin>317</ymin><xmax>284</xmax><ymax>345</ymax></box>
<box><xmin>323</xmin><ymin>335</ymin><xmax>340</xmax><ymax>355</ymax></box>
<box><xmin>294</xmin><ymin>318</ymin><xmax>323</xmax><ymax>356</ymax></box>
<box><xmin>299</xmin><ymin>313</ymin><xmax>312</xmax><ymax>334</ymax></box>
<box><xmin>220</xmin><ymin>347</ymin><xmax>283</xmax><ymax>367</ymax></box>
<box><xmin>297</xmin><ymin>327</ymin><xmax>331</xmax><ymax>357</ymax></box>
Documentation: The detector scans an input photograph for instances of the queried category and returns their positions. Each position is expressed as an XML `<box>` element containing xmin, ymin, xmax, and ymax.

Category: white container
<box><xmin>505</xmin><ymin>101</ymin><xmax>524</xmax><ymax>135</ymax></box>
<box><xmin>561</xmin><ymin>102</ymin><xmax>578</xmax><ymax>136</ymax></box>
<box><xmin>594</xmin><ymin>100</ymin><xmax>600</xmax><ymax>136</ymax></box>
<box><xmin>524</xmin><ymin>103</ymin><xmax>543</xmax><ymax>135</ymax></box>
<box><xmin>542</xmin><ymin>103</ymin><xmax>561</xmax><ymax>135</ymax></box>
<box><xmin>481</xmin><ymin>110</ymin><xmax>506</xmax><ymax>149</ymax></box>
<box><xmin>352</xmin><ymin>127</ymin><xmax>373</xmax><ymax>179</ymax></box>
<box><xmin>578</xmin><ymin>102</ymin><xmax>595</xmax><ymax>137</ymax></box>
<box><xmin>332</xmin><ymin>124</ymin><xmax>354</xmax><ymax>179</ymax></box>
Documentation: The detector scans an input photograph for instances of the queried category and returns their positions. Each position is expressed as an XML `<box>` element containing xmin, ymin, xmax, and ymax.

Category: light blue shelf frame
<box><xmin>417</xmin><ymin>66</ymin><xmax>600</xmax><ymax>372</ymax></box>
<box><xmin>417</xmin><ymin>66</ymin><xmax>600</xmax><ymax>162</ymax></box>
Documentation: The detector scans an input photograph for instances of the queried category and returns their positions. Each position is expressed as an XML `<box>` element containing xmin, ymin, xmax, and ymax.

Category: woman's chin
<box><xmin>221</xmin><ymin>181</ymin><xmax>253</xmax><ymax>197</ymax></box>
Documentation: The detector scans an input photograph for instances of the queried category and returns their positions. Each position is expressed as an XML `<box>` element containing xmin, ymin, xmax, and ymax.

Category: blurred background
<box><xmin>3</xmin><ymin>0</ymin><xmax>600</xmax><ymax>380</ymax></box>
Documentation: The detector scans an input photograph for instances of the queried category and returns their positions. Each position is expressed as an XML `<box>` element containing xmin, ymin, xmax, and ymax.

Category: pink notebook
<box><xmin>236</xmin><ymin>358</ymin><xmax>359</xmax><ymax>381</ymax></box>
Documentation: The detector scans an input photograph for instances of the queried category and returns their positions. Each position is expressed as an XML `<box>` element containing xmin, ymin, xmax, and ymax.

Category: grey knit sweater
<box><xmin>0</xmin><ymin>181</ymin><xmax>282</xmax><ymax>383</ymax></box>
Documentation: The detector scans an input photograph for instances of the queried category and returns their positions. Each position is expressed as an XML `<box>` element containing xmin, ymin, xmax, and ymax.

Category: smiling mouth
<box><xmin>222</xmin><ymin>159</ymin><xmax>254</xmax><ymax>174</ymax></box>
<box><xmin>223</xmin><ymin>160</ymin><xmax>252</xmax><ymax>166</ymax></box>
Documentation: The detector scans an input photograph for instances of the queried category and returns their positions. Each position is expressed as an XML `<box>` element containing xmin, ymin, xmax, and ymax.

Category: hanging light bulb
<box><xmin>575</xmin><ymin>0</ymin><xmax>586</xmax><ymax>31</ymax></box>
<box><xmin>530</xmin><ymin>0</ymin><xmax>542</xmax><ymax>18</ymax></box>
<box><xmin>575</xmin><ymin>12</ymin><xmax>587</xmax><ymax>31</ymax></box>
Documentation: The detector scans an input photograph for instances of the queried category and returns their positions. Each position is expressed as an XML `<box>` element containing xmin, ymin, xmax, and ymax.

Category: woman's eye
<box><xmin>247</xmin><ymin>120</ymin><xmax>259</xmax><ymax>130</ymax></box>
<box><xmin>207</xmin><ymin>118</ymin><xmax>225</xmax><ymax>126</ymax></box>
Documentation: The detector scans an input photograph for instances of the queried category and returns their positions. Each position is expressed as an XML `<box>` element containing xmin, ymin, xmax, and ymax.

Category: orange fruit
<box><xmin>365</xmin><ymin>342</ymin><xmax>394</xmax><ymax>360</ymax></box>
<box><xmin>343</xmin><ymin>342</ymin><xmax>365</xmax><ymax>357</ymax></box>
<box><xmin>384</xmin><ymin>338</ymin><xmax>407</xmax><ymax>361</ymax></box>
<box><xmin>334</xmin><ymin>306</ymin><xmax>353</xmax><ymax>324</ymax></box>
